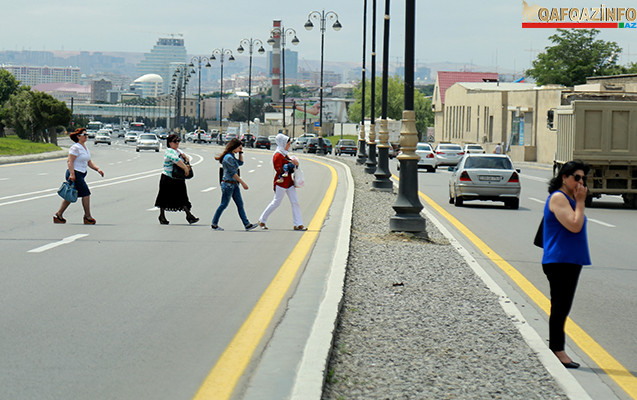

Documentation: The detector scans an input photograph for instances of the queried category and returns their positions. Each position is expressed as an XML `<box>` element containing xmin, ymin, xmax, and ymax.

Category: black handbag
<box><xmin>533</xmin><ymin>217</ymin><xmax>544</xmax><ymax>248</ymax></box>
<box><xmin>173</xmin><ymin>159</ymin><xmax>193</xmax><ymax>180</ymax></box>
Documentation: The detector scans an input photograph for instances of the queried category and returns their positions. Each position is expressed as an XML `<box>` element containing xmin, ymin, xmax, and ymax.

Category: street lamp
<box><xmin>305</xmin><ymin>9</ymin><xmax>341</xmax><ymax>142</ymax></box>
<box><xmin>171</xmin><ymin>64</ymin><xmax>191</xmax><ymax>137</ymax></box>
<box><xmin>188</xmin><ymin>56</ymin><xmax>211</xmax><ymax>130</ymax></box>
<box><xmin>237</xmin><ymin>38</ymin><xmax>265</xmax><ymax>137</ymax></box>
<box><xmin>357</xmin><ymin>0</ymin><xmax>368</xmax><ymax>165</ymax></box>
<box><xmin>210</xmin><ymin>48</ymin><xmax>235</xmax><ymax>136</ymax></box>
<box><xmin>268</xmin><ymin>25</ymin><xmax>299</xmax><ymax>136</ymax></box>
<box><xmin>372</xmin><ymin>0</ymin><xmax>392</xmax><ymax>190</ymax></box>
<box><xmin>390</xmin><ymin>0</ymin><xmax>426</xmax><ymax>233</ymax></box>
<box><xmin>364</xmin><ymin>0</ymin><xmax>378</xmax><ymax>174</ymax></box>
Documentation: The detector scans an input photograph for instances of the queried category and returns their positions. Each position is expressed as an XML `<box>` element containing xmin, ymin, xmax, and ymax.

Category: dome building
<box><xmin>132</xmin><ymin>74</ymin><xmax>163</xmax><ymax>98</ymax></box>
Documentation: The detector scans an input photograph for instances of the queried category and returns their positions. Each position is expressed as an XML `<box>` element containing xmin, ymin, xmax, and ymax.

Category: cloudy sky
<box><xmin>3</xmin><ymin>0</ymin><xmax>637</xmax><ymax>74</ymax></box>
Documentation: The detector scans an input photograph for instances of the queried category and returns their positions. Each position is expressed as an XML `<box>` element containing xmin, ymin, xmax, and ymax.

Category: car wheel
<box><xmin>155</xmin><ymin>149</ymin><xmax>159</xmax><ymax>152</ymax></box>
<box><xmin>454</xmin><ymin>195</ymin><xmax>463</xmax><ymax>207</ymax></box>
<box><xmin>506</xmin><ymin>198</ymin><xmax>520</xmax><ymax>209</ymax></box>
<box><xmin>136</xmin><ymin>149</ymin><xmax>140</xmax><ymax>152</ymax></box>
<box><xmin>429</xmin><ymin>167</ymin><xmax>436</xmax><ymax>173</ymax></box>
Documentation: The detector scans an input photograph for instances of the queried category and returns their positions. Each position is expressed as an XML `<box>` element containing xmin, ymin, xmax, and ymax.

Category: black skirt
<box><xmin>154</xmin><ymin>174</ymin><xmax>192</xmax><ymax>212</ymax></box>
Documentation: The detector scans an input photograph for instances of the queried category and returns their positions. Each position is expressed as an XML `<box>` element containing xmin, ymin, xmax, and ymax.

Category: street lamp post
<box><xmin>268</xmin><ymin>25</ymin><xmax>299</xmax><ymax>136</ymax></box>
<box><xmin>210</xmin><ymin>48</ymin><xmax>235</xmax><ymax>137</ymax></box>
<box><xmin>171</xmin><ymin>64</ymin><xmax>191</xmax><ymax>137</ymax></box>
<box><xmin>237</xmin><ymin>38</ymin><xmax>265</xmax><ymax>137</ymax></box>
<box><xmin>305</xmin><ymin>9</ymin><xmax>342</xmax><ymax>143</ymax></box>
<box><xmin>390</xmin><ymin>0</ymin><xmax>425</xmax><ymax>233</ymax></box>
<box><xmin>364</xmin><ymin>0</ymin><xmax>378</xmax><ymax>174</ymax></box>
<box><xmin>372</xmin><ymin>0</ymin><xmax>393</xmax><ymax>190</ymax></box>
<box><xmin>188</xmin><ymin>56</ymin><xmax>211</xmax><ymax>131</ymax></box>
<box><xmin>357</xmin><ymin>0</ymin><xmax>368</xmax><ymax>165</ymax></box>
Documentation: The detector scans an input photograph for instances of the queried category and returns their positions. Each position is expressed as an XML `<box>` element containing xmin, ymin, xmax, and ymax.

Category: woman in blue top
<box><xmin>542</xmin><ymin>160</ymin><xmax>591</xmax><ymax>369</ymax></box>
<box><xmin>211</xmin><ymin>138</ymin><xmax>257</xmax><ymax>231</ymax></box>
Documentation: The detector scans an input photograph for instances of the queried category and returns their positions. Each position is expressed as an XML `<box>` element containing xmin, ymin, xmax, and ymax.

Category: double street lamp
<box><xmin>268</xmin><ymin>25</ymin><xmax>299</xmax><ymax>136</ymax></box>
<box><xmin>188</xmin><ymin>56</ymin><xmax>211</xmax><ymax>130</ymax></box>
<box><xmin>171</xmin><ymin>64</ymin><xmax>191</xmax><ymax>136</ymax></box>
<box><xmin>210</xmin><ymin>48</ymin><xmax>235</xmax><ymax>135</ymax></box>
<box><xmin>304</xmin><ymin>9</ymin><xmax>342</xmax><ymax>139</ymax></box>
<box><xmin>237</xmin><ymin>38</ymin><xmax>265</xmax><ymax>136</ymax></box>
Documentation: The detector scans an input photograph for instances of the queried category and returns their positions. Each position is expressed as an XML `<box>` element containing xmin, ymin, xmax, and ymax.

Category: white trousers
<box><xmin>259</xmin><ymin>185</ymin><xmax>303</xmax><ymax>227</ymax></box>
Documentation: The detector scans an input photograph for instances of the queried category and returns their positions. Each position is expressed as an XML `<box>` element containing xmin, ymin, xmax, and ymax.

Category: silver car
<box><xmin>448</xmin><ymin>154</ymin><xmax>521</xmax><ymax>209</ymax></box>
<box><xmin>124</xmin><ymin>132</ymin><xmax>138</xmax><ymax>143</ymax></box>
<box><xmin>435</xmin><ymin>143</ymin><xmax>465</xmax><ymax>166</ymax></box>
<box><xmin>415</xmin><ymin>142</ymin><xmax>437</xmax><ymax>172</ymax></box>
<box><xmin>136</xmin><ymin>133</ymin><xmax>160</xmax><ymax>152</ymax></box>
<box><xmin>94</xmin><ymin>129</ymin><xmax>111</xmax><ymax>145</ymax></box>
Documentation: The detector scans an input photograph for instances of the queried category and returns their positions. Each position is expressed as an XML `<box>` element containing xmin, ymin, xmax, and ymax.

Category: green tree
<box><xmin>0</xmin><ymin>70</ymin><xmax>21</xmax><ymax>137</ymax></box>
<box><xmin>526</xmin><ymin>29</ymin><xmax>622</xmax><ymax>86</ymax></box>
<box><xmin>228</xmin><ymin>99</ymin><xmax>266</xmax><ymax>122</ymax></box>
<box><xmin>347</xmin><ymin>75</ymin><xmax>433</xmax><ymax>136</ymax></box>
<box><xmin>2</xmin><ymin>89</ymin><xmax>71</xmax><ymax>143</ymax></box>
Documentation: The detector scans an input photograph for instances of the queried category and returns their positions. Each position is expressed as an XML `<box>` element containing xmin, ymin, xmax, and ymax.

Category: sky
<box><xmin>3</xmin><ymin>0</ymin><xmax>637</xmax><ymax>75</ymax></box>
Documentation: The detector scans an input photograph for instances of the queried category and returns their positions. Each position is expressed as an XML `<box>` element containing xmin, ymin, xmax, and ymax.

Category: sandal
<box><xmin>53</xmin><ymin>214</ymin><xmax>66</xmax><ymax>224</ymax></box>
<box><xmin>158</xmin><ymin>216</ymin><xmax>169</xmax><ymax>225</ymax></box>
<box><xmin>293</xmin><ymin>225</ymin><xmax>307</xmax><ymax>231</ymax></box>
<box><xmin>83</xmin><ymin>216</ymin><xmax>96</xmax><ymax>225</ymax></box>
<box><xmin>258</xmin><ymin>221</ymin><xmax>268</xmax><ymax>230</ymax></box>
<box><xmin>186</xmin><ymin>215</ymin><xmax>199</xmax><ymax>224</ymax></box>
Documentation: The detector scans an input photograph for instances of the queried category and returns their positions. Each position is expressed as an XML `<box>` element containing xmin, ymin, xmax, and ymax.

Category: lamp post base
<box><xmin>357</xmin><ymin>140</ymin><xmax>367</xmax><ymax>165</ymax></box>
<box><xmin>372</xmin><ymin>146</ymin><xmax>393</xmax><ymax>191</ymax></box>
<box><xmin>364</xmin><ymin>143</ymin><xmax>377</xmax><ymax>174</ymax></box>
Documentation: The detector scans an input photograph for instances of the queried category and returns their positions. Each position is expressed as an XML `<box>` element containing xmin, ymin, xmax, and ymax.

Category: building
<box><xmin>31</xmin><ymin>83</ymin><xmax>91</xmax><ymax>105</ymax></box>
<box><xmin>91</xmin><ymin>79</ymin><xmax>113</xmax><ymax>103</ymax></box>
<box><xmin>136</xmin><ymin>37</ymin><xmax>187</xmax><ymax>94</ymax></box>
<box><xmin>1</xmin><ymin>64</ymin><xmax>81</xmax><ymax>87</ymax></box>
<box><xmin>267</xmin><ymin>49</ymin><xmax>299</xmax><ymax>82</ymax></box>
<box><xmin>131</xmin><ymin>74</ymin><xmax>163</xmax><ymax>98</ymax></box>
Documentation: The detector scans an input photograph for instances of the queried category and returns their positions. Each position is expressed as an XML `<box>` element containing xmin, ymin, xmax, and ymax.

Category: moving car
<box><xmin>463</xmin><ymin>143</ymin><xmax>486</xmax><ymax>154</ymax></box>
<box><xmin>292</xmin><ymin>136</ymin><xmax>310</xmax><ymax>151</ymax></box>
<box><xmin>415</xmin><ymin>142</ymin><xmax>437</xmax><ymax>172</ymax></box>
<box><xmin>335</xmin><ymin>139</ymin><xmax>357</xmax><ymax>156</ymax></box>
<box><xmin>241</xmin><ymin>133</ymin><xmax>256</xmax><ymax>147</ymax></box>
<box><xmin>136</xmin><ymin>133</ymin><xmax>161</xmax><ymax>152</ymax></box>
<box><xmin>255</xmin><ymin>136</ymin><xmax>271</xmax><ymax>149</ymax></box>
<box><xmin>224</xmin><ymin>132</ymin><xmax>239</xmax><ymax>144</ymax></box>
<box><xmin>94</xmin><ymin>129</ymin><xmax>112</xmax><ymax>145</ymax></box>
<box><xmin>303</xmin><ymin>138</ymin><xmax>332</xmax><ymax>154</ymax></box>
<box><xmin>124</xmin><ymin>131</ymin><xmax>138</xmax><ymax>143</ymax></box>
<box><xmin>435</xmin><ymin>143</ymin><xmax>465</xmax><ymax>166</ymax></box>
<box><xmin>448</xmin><ymin>154</ymin><xmax>521</xmax><ymax>209</ymax></box>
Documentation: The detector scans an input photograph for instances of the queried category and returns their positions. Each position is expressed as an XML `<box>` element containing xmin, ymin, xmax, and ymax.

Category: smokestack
<box><xmin>271</xmin><ymin>20</ymin><xmax>281</xmax><ymax>103</ymax></box>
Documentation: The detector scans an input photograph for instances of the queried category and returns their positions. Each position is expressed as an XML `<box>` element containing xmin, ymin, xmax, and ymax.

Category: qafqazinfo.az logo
<box><xmin>522</xmin><ymin>1</ymin><xmax>637</xmax><ymax>28</ymax></box>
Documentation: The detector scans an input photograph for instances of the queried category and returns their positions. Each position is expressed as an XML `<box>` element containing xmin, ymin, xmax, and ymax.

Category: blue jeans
<box><xmin>212</xmin><ymin>182</ymin><xmax>250</xmax><ymax>227</ymax></box>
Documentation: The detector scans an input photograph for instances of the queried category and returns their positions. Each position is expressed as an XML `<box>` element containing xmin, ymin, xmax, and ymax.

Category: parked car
<box><xmin>415</xmin><ymin>142</ymin><xmax>437</xmax><ymax>172</ymax></box>
<box><xmin>185</xmin><ymin>131</ymin><xmax>197</xmax><ymax>142</ymax></box>
<box><xmin>374</xmin><ymin>139</ymin><xmax>397</xmax><ymax>159</ymax></box>
<box><xmin>94</xmin><ymin>129</ymin><xmax>112</xmax><ymax>145</ymax></box>
<box><xmin>463</xmin><ymin>143</ymin><xmax>486</xmax><ymax>154</ymax></box>
<box><xmin>292</xmin><ymin>136</ymin><xmax>310</xmax><ymax>151</ymax></box>
<box><xmin>335</xmin><ymin>139</ymin><xmax>357</xmax><ymax>156</ymax></box>
<box><xmin>303</xmin><ymin>137</ymin><xmax>332</xmax><ymax>154</ymax></box>
<box><xmin>255</xmin><ymin>136</ymin><xmax>271</xmax><ymax>149</ymax></box>
<box><xmin>448</xmin><ymin>154</ymin><xmax>521</xmax><ymax>209</ymax></box>
<box><xmin>268</xmin><ymin>135</ymin><xmax>277</xmax><ymax>145</ymax></box>
<box><xmin>136</xmin><ymin>133</ymin><xmax>161</xmax><ymax>152</ymax></box>
<box><xmin>224</xmin><ymin>132</ymin><xmax>239</xmax><ymax>144</ymax></box>
<box><xmin>124</xmin><ymin>132</ymin><xmax>138</xmax><ymax>143</ymax></box>
<box><xmin>241</xmin><ymin>133</ymin><xmax>256</xmax><ymax>147</ymax></box>
<box><xmin>435</xmin><ymin>143</ymin><xmax>465</xmax><ymax>166</ymax></box>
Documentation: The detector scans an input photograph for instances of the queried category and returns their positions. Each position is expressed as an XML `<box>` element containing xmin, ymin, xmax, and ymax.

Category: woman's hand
<box><xmin>69</xmin><ymin>173</ymin><xmax>76</xmax><ymax>182</ymax></box>
<box><xmin>241</xmin><ymin>181</ymin><xmax>249</xmax><ymax>190</ymax></box>
<box><xmin>574</xmin><ymin>183</ymin><xmax>588</xmax><ymax>203</ymax></box>
<box><xmin>96</xmin><ymin>168</ymin><xmax>104</xmax><ymax>177</ymax></box>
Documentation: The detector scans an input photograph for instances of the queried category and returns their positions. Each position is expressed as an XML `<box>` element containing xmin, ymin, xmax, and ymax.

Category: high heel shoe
<box><xmin>83</xmin><ymin>216</ymin><xmax>96</xmax><ymax>225</ymax></box>
<box><xmin>53</xmin><ymin>214</ymin><xmax>66</xmax><ymax>224</ymax></box>
<box><xmin>158</xmin><ymin>216</ymin><xmax>169</xmax><ymax>225</ymax></box>
<box><xmin>186</xmin><ymin>215</ymin><xmax>199</xmax><ymax>224</ymax></box>
<box><xmin>258</xmin><ymin>220</ymin><xmax>268</xmax><ymax>230</ymax></box>
<box><xmin>561</xmin><ymin>361</ymin><xmax>580</xmax><ymax>369</ymax></box>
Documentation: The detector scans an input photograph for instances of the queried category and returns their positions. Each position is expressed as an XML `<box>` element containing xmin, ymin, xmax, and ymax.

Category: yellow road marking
<box><xmin>411</xmin><ymin>183</ymin><xmax>637</xmax><ymax>399</ymax></box>
<box><xmin>193</xmin><ymin>159</ymin><xmax>338</xmax><ymax>400</ymax></box>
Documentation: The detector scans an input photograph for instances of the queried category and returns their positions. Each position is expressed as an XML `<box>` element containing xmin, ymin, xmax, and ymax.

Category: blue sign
<box><xmin>314</xmin><ymin>122</ymin><xmax>320</xmax><ymax>127</ymax></box>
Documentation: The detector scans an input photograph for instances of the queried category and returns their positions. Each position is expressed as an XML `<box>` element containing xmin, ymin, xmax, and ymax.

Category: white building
<box><xmin>136</xmin><ymin>37</ymin><xmax>187</xmax><ymax>94</ymax></box>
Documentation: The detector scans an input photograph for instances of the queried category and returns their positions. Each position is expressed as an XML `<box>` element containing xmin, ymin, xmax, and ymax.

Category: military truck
<box><xmin>556</xmin><ymin>100</ymin><xmax>637</xmax><ymax>207</ymax></box>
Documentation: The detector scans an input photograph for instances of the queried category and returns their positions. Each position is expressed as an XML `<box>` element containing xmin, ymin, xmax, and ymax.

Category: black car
<box><xmin>335</xmin><ymin>139</ymin><xmax>357</xmax><ymax>156</ymax></box>
<box><xmin>241</xmin><ymin>133</ymin><xmax>256</xmax><ymax>148</ymax></box>
<box><xmin>255</xmin><ymin>136</ymin><xmax>271</xmax><ymax>149</ymax></box>
<box><xmin>303</xmin><ymin>138</ymin><xmax>332</xmax><ymax>154</ymax></box>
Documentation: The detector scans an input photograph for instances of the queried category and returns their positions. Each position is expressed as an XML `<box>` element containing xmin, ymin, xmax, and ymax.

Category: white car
<box><xmin>463</xmin><ymin>144</ymin><xmax>486</xmax><ymax>154</ymax></box>
<box><xmin>415</xmin><ymin>142</ymin><xmax>437</xmax><ymax>172</ymax></box>
<box><xmin>94</xmin><ymin>129</ymin><xmax>112</xmax><ymax>145</ymax></box>
<box><xmin>136</xmin><ymin>133</ymin><xmax>160</xmax><ymax>152</ymax></box>
<box><xmin>435</xmin><ymin>143</ymin><xmax>465</xmax><ymax>166</ymax></box>
<box><xmin>124</xmin><ymin>132</ymin><xmax>138</xmax><ymax>143</ymax></box>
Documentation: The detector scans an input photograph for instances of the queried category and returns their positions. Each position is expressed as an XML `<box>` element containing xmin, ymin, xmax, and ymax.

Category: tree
<box><xmin>526</xmin><ymin>29</ymin><xmax>622</xmax><ymax>87</ymax></box>
<box><xmin>0</xmin><ymin>70</ymin><xmax>21</xmax><ymax>137</ymax></box>
<box><xmin>347</xmin><ymin>75</ymin><xmax>433</xmax><ymax>136</ymax></box>
<box><xmin>2</xmin><ymin>89</ymin><xmax>71</xmax><ymax>143</ymax></box>
<box><xmin>228</xmin><ymin>98</ymin><xmax>267</xmax><ymax>122</ymax></box>
<box><xmin>31</xmin><ymin>91</ymin><xmax>72</xmax><ymax>145</ymax></box>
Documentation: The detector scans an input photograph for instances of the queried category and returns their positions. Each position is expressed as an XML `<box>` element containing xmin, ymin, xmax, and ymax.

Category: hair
<box><xmin>215</xmin><ymin>138</ymin><xmax>242</xmax><ymax>163</ymax></box>
<box><xmin>166</xmin><ymin>134</ymin><xmax>179</xmax><ymax>146</ymax></box>
<box><xmin>548</xmin><ymin>160</ymin><xmax>591</xmax><ymax>193</ymax></box>
<box><xmin>69</xmin><ymin>128</ymin><xmax>86</xmax><ymax>143</ymax></box>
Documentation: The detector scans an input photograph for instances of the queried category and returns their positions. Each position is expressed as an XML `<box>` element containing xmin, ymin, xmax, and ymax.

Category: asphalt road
<box><xmin>396</xmin><ymin>159</ymin><xmax>637</xmax><ymax>399</ymax></box>
<box><xmin>0</xmin><ymin>138</ymin><xmax>335</xmax><ymax>399</ymax></box>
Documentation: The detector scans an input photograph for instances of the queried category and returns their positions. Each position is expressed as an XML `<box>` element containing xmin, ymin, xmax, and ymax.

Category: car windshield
<box><xmin>464</xmin><ymin>157</ymin><xmax>512</xmax><ymax>169</ymax></box>
<box><xmin>340</xmin><ymin>140</ymin><xmax>355</xmax><ymax>146</ymax></box>
<box><xmin>139</xmin><ymin>134</ymin><xmax>156</xmax><ymax>140</ymax></box>
<box><xmin>417</xmin><ymin>144</ymin><xmax>432</xmax><ymax>151</ymax></box>
<box><xmin>467</xmin><ymin>145</ymin><xmax>483</xmax><ymax>150</ymax></box>
<box><xmin>439</xmin><ymin>145</ymin><xmax>462</xmax><ymax>151</ymax></box>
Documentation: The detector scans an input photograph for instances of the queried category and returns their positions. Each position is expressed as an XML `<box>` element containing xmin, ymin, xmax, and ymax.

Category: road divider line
<box><xmin>588</xmin><ymin>218</ymin><xmax>616</xmax><ymax>228</ymax></box>
<box><xmin>193</xmin><ymin>159</ymin><xmax>338</xmax><ymax>400</ymax></box>
<box><xmin>28</xmin><ymin>234</ymin><xmax>89</xmax><ymax>253</ymax></box>
<box><xmin>201</xmin><ymin>187</ymin><xmax>217</xmax><ymax>193</ymax></box>
<box><xmin>529</xmin><ymin>197</ymin><xmax>545</xmax><ymax>204</ymax></box>
<box><xmin>412</xmin><ymin>184</ymin><xmax>637</xmax><ymax>399</ymax></box>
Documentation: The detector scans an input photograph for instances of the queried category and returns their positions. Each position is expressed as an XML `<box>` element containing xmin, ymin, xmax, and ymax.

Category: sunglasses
<box><xmin>171</xmin><ymin>140</ymin><xmax>180</xmax><ymax>143</ymax></box>
<box><xmin>572</xmin><ymin>174</ymin><xmax>587</xmax><ymax>183</ymax></box>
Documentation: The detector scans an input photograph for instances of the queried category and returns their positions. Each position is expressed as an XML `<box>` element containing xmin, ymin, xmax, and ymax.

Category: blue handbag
<box><xmin>57</xmin><ymin>181</ymin><xmax>78</xmax><ymax>203</ymax></box>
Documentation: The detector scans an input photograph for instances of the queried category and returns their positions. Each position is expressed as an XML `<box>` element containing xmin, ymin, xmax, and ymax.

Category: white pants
<box><xmin>259</xmin><ymin>185</ymin><xmax>303</xmax><ymax>227</ymax></box>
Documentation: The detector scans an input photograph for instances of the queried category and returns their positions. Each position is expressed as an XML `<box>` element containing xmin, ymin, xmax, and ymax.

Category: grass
<box><xmin>0</xmin><ymin>136</ymin><xmax>61</xmax><ymax>156</ymax></box>
<box><xmin>323</xmin><ymin>134</ymin><xmax>358</xmax><ymax>143</ymax></box>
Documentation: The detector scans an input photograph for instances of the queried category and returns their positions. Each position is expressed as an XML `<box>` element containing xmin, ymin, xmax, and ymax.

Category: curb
<box><xmin>0</xmin><ymin>149</ymin><xmax>67</xmax><ymax>165</ymax></box>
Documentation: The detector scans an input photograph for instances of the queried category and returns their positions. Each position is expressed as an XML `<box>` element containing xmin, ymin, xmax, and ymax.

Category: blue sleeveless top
<box><xmin>542</xmin><ymin>190</ymin><xmax>591</xmax><ymax>265</ymax></box>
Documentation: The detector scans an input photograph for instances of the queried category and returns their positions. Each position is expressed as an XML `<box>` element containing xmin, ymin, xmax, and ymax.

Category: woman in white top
<box><xmin>53</xmin><ymin>128</ymin><xmax>104</xmax><ymax>224</ymax></box>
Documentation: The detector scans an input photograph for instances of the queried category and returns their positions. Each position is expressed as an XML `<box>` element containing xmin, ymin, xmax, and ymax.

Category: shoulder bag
<box><xmin>172</xmin><ymin>159</ymin><xmax>193</xmax><ymax>180</ymax></box>
<box><xmin>533</xmin><ymin>217</ymin><xmax>544</xmax><ymax>248</ymax></box>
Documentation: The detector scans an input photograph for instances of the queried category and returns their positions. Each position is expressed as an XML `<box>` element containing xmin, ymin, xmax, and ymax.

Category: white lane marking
<box><xmin>248</xmin><ymin>170</ymin><xmax>255</xmax><ymax>173</ymax></box>
<box><xmin>258</xmin><ymin>160</ymin><xmax>263</xmax><ymax>164</ymax></box>
<box><xmin>28</xmin><ymin>234</ymin><xmax>89</xmax><ymax>253</ymax></box>
<box><xmin>530</xmin><ymin>198</ymin><xmax>615</xmax><ymax>227</ymax></box>
<box><xmin>201</xmin><ymin>187</ymin><xmax>217</xmax><ymax>192</ymax></box>
<box><xmin>37</xmin><ymin>173</ymin><xmax>48</xmax><ymax>176</ymax></box>
<box><xmin>257</xmin><ymin>164</ymin><xmax>263</xmax><ymax>168</ymax></box>
<box><xmin>588</xmin><ymin>218</ymin><xmax>616</xmax><ymax>228</ymax></box>
<box><xmin>147</xmin><ymin>207</ymin><xmax>159</xmax><ymax>211</ymax></box>
<box><xmin>521</xmin><ymin>174</ymin><xmax>548</xmax><ymax>183</ymax></box>
<box><xmin>0</xmin><ymin>178</ymin><xmax>8</xmax><ymax>181</ymax></box>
